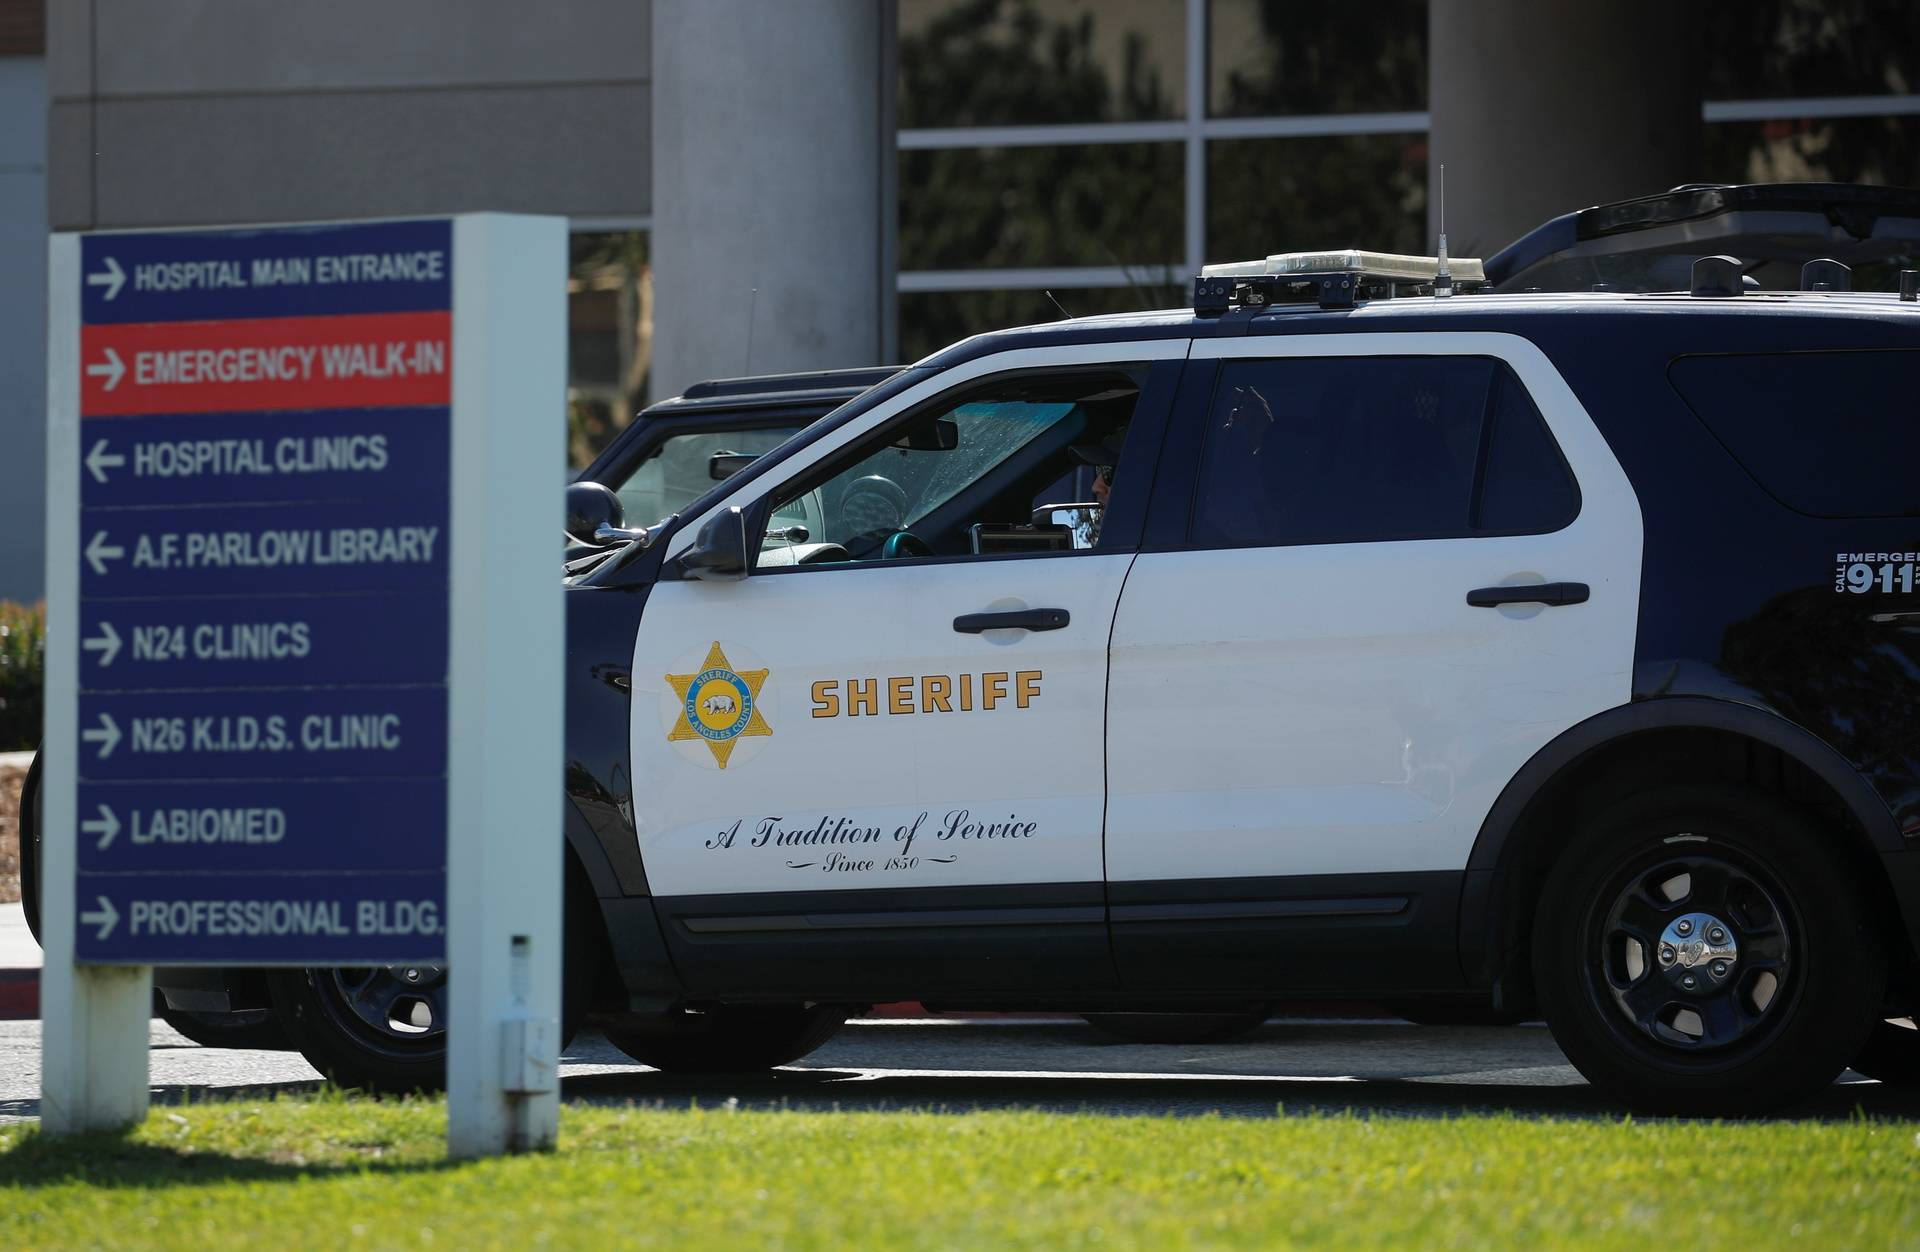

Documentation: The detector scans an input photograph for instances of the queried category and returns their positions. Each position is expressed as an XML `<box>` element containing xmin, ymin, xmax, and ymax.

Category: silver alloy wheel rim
<box><xmin>327</xmin><ymin>964</ymin><xmax>448</xmax><ymax>1044</ymax></box>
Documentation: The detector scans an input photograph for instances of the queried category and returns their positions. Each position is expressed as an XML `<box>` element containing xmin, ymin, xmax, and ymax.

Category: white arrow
<box><xmin>86</xmin><ymin>255</ymin><xmax>126</xmax><ymax>301</ymax></box>
<box><xmin>81</xmin><ymin>805</ymin><xmax>122</xmax><ymax>850</ymax></box>
<box><xmin>81</xmin><ymin>711</ymin><xmax>121</xmax><ymax>759</ymax></box>
<box><xmin>79</xmin><ymin>895</ymin><xmax>120</xmax><ymax>941</ymax></box>
<box><xmin>86</xmin><ymin>347</ymin><xmax>126</xmax><ymax>392</ymax></box>
<box><xmin>85</xmin><ymin>439</ymin><xmax>126</xmax><ymax>484</ymax></box>
<box><xmin>84</xmin><ymin>531</ymin><xmax>125</xmax><ymax>577</ymax></box>
<box><xmin>82</xmin><ymin>620</ymin><xmax>122</xmax><ymax>667</ymax></box>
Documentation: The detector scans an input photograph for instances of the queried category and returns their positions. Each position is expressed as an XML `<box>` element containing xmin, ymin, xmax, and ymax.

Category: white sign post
<box><xmin>444</xmin><ymin>215</ymin><xmax>566</xmax><ymax>1156</ymax></box>
<box><xmin>40</xmin><ymin>213</ymin><xmax>566</xmax><ymax>1157</ymax></box>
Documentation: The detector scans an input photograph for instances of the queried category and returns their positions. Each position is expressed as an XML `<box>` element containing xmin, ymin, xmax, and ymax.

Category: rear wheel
<box><xmin>604</xmin><ymin>1004</ymin><xmax>847</xmax><ymax>1073</ymax></box>
<box><xmin>1082</xmin><ymin>1009</ymin><xmax>1272</xmax><ymax>1045</ymax></box>
<box><xmin>1849</xmin><ymin>1017</ymin><xmax>1920</xmax><ymax>1084</ymax></box>
<box><xmin>1532</xmin><ymin>785</ymin><xmax>1884</xmax><ymax>1116</ymax></box>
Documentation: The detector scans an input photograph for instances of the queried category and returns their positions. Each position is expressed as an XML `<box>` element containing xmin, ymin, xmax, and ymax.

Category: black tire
<box><xmin>1849</xmin><ymin>1017</ymin><xmax>1920</xmax><ymax>1085</ymax></box>
<box><xmin>158</xmin><ymin>1004</ymin><xmax>294</xmax><ymax>1051</ymax></box>
<box><xmin>604</xmin><ymin>1004</ymin><xmax>847</xmax><ymax>1073</ymax></box>
<box><xmin>1532</xmin><ymin>785</ymin><xmax>1885</xmax><ymax>1117</ymax></box>
<box><xmin>1386</xmin><ymin>998</ymin><xmax>1527</xmax><ymax>1027</ymax></box>
<box><xmin>20</xmin><ymin>749</ymin><xmax>42</xmax><ymax>942</ymax></box>
<box><xmin>267</xmin><ymin>965</ymin><xmax>451</xmax><ymax>1094</ymax></box>
<box><xmin>1082</xmin><ymin>1009</ymin><xmax>1272</xmax><ymax>1045</ymax></box>
<box><xmin>270</xmin><ymin>874</ymin><xmax>605</xmax><ymax>1095</ymax></box>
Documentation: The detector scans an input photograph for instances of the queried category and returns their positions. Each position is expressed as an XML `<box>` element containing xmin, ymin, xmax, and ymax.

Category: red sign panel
<box><xmin>81</xmin><ymin>311</ymin><xmax>451</xmax><ymax>417</ymax></box>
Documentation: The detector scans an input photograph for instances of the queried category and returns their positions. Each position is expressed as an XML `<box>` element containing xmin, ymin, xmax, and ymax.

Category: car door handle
<box><xmin>1466</xmin><ymin>582</ymin><xmax>1590</xmax><ymax>608</ymax></box>
<box><xmin>953</xmin><ymin>608</ymin><xmax>1071</xmax><ymax>634</ymax></box>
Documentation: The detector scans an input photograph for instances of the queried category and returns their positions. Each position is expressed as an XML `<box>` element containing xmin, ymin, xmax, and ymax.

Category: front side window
<box><xmin>1190</xmin><ymin>355</ymin><xmax>1577</xmax><ymax>548</ymax></box>
<box><xmin>761</xmin><ymin>370</ymin><xmax>1145</xmax><ymax>566</ymax></box>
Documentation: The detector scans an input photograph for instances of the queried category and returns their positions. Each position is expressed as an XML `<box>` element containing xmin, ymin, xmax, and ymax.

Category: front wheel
<box><xmin>605</xmin><ymin>1004</ymin><xmax>847</xmax><ymax>1073</ymax></box>
<box><xmin>1532</xmin><ymin>785</ymin><xmax>1885</xmax><ymax>1117</ymax></box>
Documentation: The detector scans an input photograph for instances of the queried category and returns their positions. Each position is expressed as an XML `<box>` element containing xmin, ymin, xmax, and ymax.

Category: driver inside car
<box><xmin>760</xmin><ymin>372</ymin><xmax>1143</xmax><ymax>565</ymax></box>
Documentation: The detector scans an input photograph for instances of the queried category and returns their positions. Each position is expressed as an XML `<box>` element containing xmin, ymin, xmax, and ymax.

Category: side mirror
<box><xmin>679</xmin><ymin>506</ymin><xmax>751</xmax><ymax>581</ymax></box>
<box><xmin>891</xmin><ymin>416</ymin><xmax>959</xmax><ymax>452</ymax></box>
<box><xmin>708</xmin><ymin>451</ymin><xmax>758</xmax><ymax>481</ymax></box>
<box><xmin>565</xmin><ymin>481</ymin><xmax>625</xmax><ymax>545</ymax></box>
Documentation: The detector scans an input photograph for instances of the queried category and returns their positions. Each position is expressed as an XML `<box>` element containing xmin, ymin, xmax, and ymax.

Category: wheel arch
<box><xmin>1461</xmin><ymin>697</ymin><xmax>1910</xmax><ymax>1005</ymax></box>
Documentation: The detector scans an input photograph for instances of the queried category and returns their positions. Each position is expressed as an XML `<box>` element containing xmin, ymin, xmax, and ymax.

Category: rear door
<box><xmin>1105</xmin><ymin>331</ymin><xmax>1643</xmax><ymax>993</ymax></box>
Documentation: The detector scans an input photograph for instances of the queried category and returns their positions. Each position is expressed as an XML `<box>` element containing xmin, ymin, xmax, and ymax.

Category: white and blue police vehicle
<box><xmin>25</xmin><ymin>182</ymin><xmax>1920</xmax><ymax>1115</ymax></box>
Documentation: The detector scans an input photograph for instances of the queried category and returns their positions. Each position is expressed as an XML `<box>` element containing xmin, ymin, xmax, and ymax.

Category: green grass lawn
<box><xmin>3</xmin><ymin>1096</ymin><xmax>1918</xmax><ymax>1250</ymax></box>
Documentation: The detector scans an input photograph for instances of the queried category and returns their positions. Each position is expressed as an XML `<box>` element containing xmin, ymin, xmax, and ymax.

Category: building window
<box><xmin>1206</xmin><ymin>133</ymin><xmax>1427</xmax><ymax>265</ymax></box>
<box><xmin>1207</xmin><ymin>0</ymin><xmax>1427</xmax><ymax>118</ymax></box>
<box><xmin>896</xmin><ymin>0</ymin><xmax>1920</xmax><ymax>360</ymax></box>
<box><xmin>568</xmin><ymin>229</ymin><xmax>652</xmax><ymax>469</ymax></box>
<box><xmin>899</xmin><ymin>0</ymin><xmax>1186</xmax><ymax>128</ymax></box>
<box><xmin>900</xmin><ymin>142</ymin><xmax>1185</xmax><ymax>272</ymax></box>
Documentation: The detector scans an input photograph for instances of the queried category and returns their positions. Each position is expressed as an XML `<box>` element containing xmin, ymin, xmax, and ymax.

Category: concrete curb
<box><xmin>0</xmin><ymin>970</ymin><xmax>35</xmax><ymax>1021</ymax></box>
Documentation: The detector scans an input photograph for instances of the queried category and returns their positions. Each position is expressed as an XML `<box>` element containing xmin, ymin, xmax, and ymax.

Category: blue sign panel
<box><xmin>81</xmin><ymin>219</ymin><xmax>451</xmax><ymax>325</ymax></box>
<box><xmin>79</xmin><ymin>498</ymin><xmax>449</xmax><ymax>598</ymax></box>
<box><xmin>70</xmin><ymin>872</ymin><xmax>445</xmax><ymax>965</ymax></box>
<box><xmin>76</xmin><ymin>218</ymin><xmax>453</xmax><ymax>966</ymax></box>
<box><xmin>77</xmin><ymin>407</ymin><xmax>450</xmax><ymax>508</ymax></box>
<box><xmin>76</xmin><ymin>687</ymin><xmax>448</xmax><ymax>781</ymax></box>
<box><xmin>76</xmin><ymin>779</ymin><xmax>446</xmax><ymax>875</ymax></box>
<box><xmin>79</xmin><ymin>593</ymin><xmax>447</xmax><ymax>690</ymax></box>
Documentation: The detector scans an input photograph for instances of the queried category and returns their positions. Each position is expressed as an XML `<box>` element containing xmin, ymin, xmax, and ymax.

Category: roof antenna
<box><xmin>1044</xmin><ymin>289</ymin><xmax>1073</xmax><ymax>320</ymax></box>
<box><xmin>1434</xmin><ymin>164</ymin><xmax>1453</xmax><ymax>299</ymax></box>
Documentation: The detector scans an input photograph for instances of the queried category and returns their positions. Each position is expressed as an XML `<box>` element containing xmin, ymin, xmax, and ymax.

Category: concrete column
<box><xmin>0</xmin><ymin>55</ymin><xmax>47</xmax><ymax>603</ymax></box>
<box><xmin>651</xmin><ymin>0</ymin><xmax>893</xmax><ymax>400</ymax></box>
<box><xmin>1428</xmin><ymin>0</ymin><xmax>1701</xmax><ymax>259</ymax></box>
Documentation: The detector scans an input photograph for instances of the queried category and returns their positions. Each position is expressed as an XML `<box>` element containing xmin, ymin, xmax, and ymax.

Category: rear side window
<box><xmin>1189</xmin><ymin>356</ymin><xmax>1578</xmax><ymax>548</ymax></box>
<box><xmin>1669</xmin><ymin>351</ymin><xmax>1920</xmax><ymax>518</ymax></box>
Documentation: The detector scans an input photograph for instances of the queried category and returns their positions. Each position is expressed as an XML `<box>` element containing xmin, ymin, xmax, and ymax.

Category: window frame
<box><xmin>1172</xmin><ymin>332</ymin><xmax>1588</xmax><ymax>554</ymax></box>
<box><xmin>658</xmin><ymin>340</ymin><xmax>1193</xmax><ymax>578</ymax></box>
<box><xmin>748</xmin><ymin>365</ymin><xmax>1156</xmax><ymax>575</ymax></box>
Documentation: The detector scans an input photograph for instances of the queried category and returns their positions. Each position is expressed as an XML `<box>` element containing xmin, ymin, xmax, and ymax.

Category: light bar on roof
<box><xmin>1201</xmin><ymin>250</ymin><xmax>1487</xmax><ymax>285</ymax></box>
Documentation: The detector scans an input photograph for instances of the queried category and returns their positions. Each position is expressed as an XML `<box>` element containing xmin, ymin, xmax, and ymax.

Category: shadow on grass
<box><xmin>0</xmin><ymin>1079</ymin><xmax>326</xmax><ymax>1127</ymax></box>
<box><xmin>559</xmin><ymin>1065</ymin><xmax>1920</xmax><ymax>1124</ymax></box>
<box><xmin>0</xmin><ymin>1124</ymin><xmax>458</xmax><ymax>1190</ymax></box>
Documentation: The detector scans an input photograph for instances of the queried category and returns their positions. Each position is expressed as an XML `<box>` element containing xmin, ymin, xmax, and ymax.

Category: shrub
<box><xmin>0</xmin><ymin>600</ymin><xmax>44</xmax><ymax>752</ymax></box>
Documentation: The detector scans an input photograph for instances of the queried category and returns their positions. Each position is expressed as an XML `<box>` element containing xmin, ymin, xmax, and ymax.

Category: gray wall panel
<box><xmin>44</xmin><ymin>0</ymin><xmax>88</xmax><ymax>99</ymax></box>
<box><xmin>0</xmin><ymin>58</ymin><xmax>47</xmax><ymax>603</ymax></box>
<box><xmin>90</xmin><ymin>0</ymin><xmax>650</xmax><ymax>96</ymax></box>
<box><xmin>81</xmin><ymin>84</ymin><xmax>650</xmax><ymax>228</ymax></box>
<box><xmin>46</xmin><ymin>99</ymin><xmax>88</xmax><ymax>237</ymax></box>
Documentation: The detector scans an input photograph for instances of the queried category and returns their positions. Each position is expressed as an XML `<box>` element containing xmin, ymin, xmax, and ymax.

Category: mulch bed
<box><xmin>0</xmin><ymin>763</ymin><xmax>22</xmax><ymax>903</ymax></box>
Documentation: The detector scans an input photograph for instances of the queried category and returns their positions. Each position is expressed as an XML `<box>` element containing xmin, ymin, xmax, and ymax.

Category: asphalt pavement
<box><xmin>4</xmin><ymin>1015</ymin><xmax>1917</xmax><ymax>1125</ymax></box>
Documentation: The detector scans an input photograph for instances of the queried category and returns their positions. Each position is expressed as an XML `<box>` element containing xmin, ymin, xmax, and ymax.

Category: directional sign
<box><xmin>46</xmin><ymin>214</ymin><xmax>564</xmax><ymax>1156</ymax></box>
<box><xmin>70</xmin><ymin>218</ymin><xmax>454</xmax><ymax>966</ymax></box>
<box><xmin>77</xmin><ymin>408</ymin><xmax>450</xmax><ymax>507</ymax></box>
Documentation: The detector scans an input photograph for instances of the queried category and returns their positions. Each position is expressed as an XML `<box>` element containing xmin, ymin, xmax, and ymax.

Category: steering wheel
<box><xmin>881</xmin><ymin>529</ymin><xmax>934</xmax><ymax>560</ymax></box>
<box><xmin>838</xmin><ymin>475</ymin><xmax>908</xmax><ymax>536</ymax></box>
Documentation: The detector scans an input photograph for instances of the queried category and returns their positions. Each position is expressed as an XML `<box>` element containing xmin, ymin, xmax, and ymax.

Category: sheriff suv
<box><xmin>549</xmin><ymin>235</ymin><xmax>1920</xmax><ymax>1118</ymax></box>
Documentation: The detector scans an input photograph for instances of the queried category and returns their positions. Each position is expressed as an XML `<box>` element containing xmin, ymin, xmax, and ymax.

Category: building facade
<box><xmin>0</xmin><ymin>0</ymin><xmax>1915</xmax><ymax>602</ymax></box>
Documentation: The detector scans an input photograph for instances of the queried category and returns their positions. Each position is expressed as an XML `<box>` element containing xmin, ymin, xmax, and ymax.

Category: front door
<box><xmin>629</xmin><ymin>345</ymin><xmax>1185</xmax><ymax>998</ymax></box>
